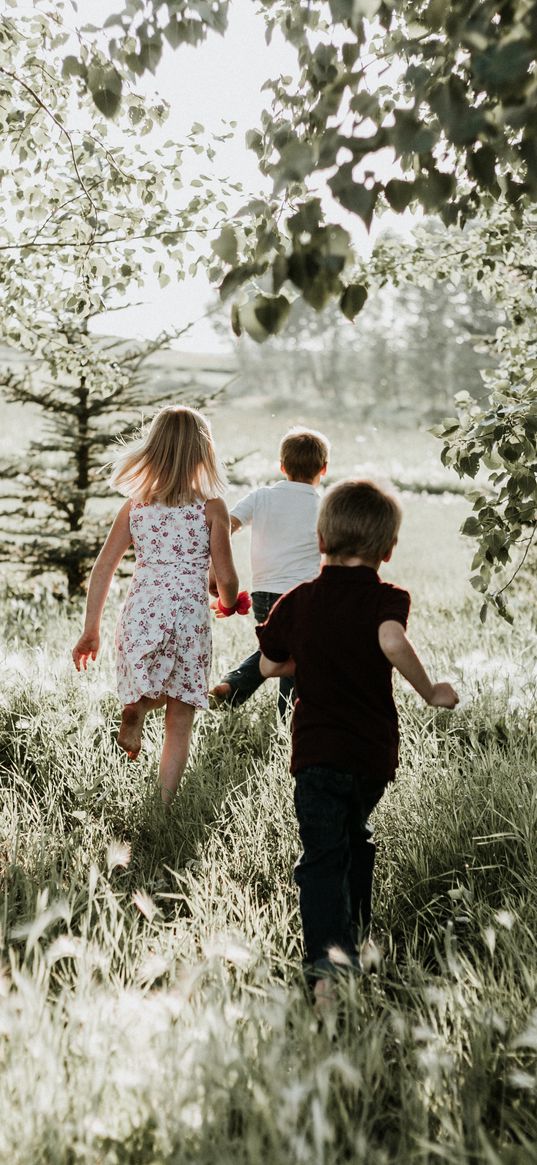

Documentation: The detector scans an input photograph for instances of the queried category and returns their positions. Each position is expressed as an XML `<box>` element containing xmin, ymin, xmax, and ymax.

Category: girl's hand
<box><xmin>72</xmin><ymin>631</ymin><xmax>100</xmax><ymax>671</ymax></box>
<box><xmin>210</xmin><ymin>591</ymin><xmax>251</xmax><ymax>618</ymax></box>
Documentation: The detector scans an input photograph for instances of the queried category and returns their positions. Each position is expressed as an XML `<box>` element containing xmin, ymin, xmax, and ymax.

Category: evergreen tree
<box><xmin>0</xmin><ymin>8</ymin><xmax>228</xmax><ymax>595</ymax></box>
<box><xmin>0</xmin><ymin>325</ymin><xmax>210</xmax><ymax>596</ymax></box>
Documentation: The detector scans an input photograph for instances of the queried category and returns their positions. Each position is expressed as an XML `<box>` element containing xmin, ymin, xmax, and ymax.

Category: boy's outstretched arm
<box><xmin>259</xmin><ymin>653</ymin><xmax>296</xmax><ymax>679</ymax></box>
<box><xmin>378</xmin><ymin>620</ymin><xmax>459</xmax><ymax>708</ymax></box>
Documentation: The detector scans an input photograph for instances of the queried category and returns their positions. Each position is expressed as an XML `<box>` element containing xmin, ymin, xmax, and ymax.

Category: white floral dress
<box><xmin>116</xmin><ymin>501</ymin><xmax>211</xmax><ymax>709</ymax></box>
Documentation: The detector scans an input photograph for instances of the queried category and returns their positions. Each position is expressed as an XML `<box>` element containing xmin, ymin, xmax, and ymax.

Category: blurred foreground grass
<box><xmin>0</xmin><ymin>471</ymin><xmax>536</xmax><ymax>1164</ymax></box>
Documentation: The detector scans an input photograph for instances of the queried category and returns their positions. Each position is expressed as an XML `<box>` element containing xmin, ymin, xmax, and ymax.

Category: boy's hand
<box><xmin>429</xmin><ymin>682</ymin><xmax>459</xmax><ymax>709</ymax></box>
<box><xmin>72</xmin><ymin>631</ymin><xmax>99</xmax><ymax>671</ymax></box>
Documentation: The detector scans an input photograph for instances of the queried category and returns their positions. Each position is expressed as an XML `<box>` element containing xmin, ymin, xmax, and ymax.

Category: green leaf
<box><xmin>272</xmin><ymin>254</ymin><xmax>289</xmax><ymax>293</ymax></box>
<box><xmin>139</xmin><ymin>36</ymin><xmax>163</xmax><ymax>74</ymax></box>
<box><xmin>273</xmin><ymin>140</ymin><xmax>315</xmax><ymax>189</ymax></box>
<box><xmin>342</xmin><ymin>41</ymin><xmax>360</xmax><ymax>67</ymax></box>
<box><xmin>340</xmin><ymin>283</ymin><xmax>368</xmax><ymax>321</ymax></box>
<box><xmin>473</xmin><ymin>40</ymin><xmax>534</xmax><ymax>99</ymax></box>
<box><xmin>417</xmin><ymin>169</ymin><xmax>456</xmax><ymax>211</ymax></box>
<box><xmin>91</xmin><ymin>83</ymin><xmax>122</xmax><ymax>118</ymax></box>
<box><xmin>219</xmin><ymin>264</ymin><xmax>256</xmax><ymax>300</ymax></box>
<box><xmin>254</xmin><ymin>294</ymin><xmax>291</xmax><ymax>336</ymax></box>
<box><xmin>245</xmin><ymin>129</ymin><xmax>264</xmax><ymax>154</ymax></box>
<box><xmin>385</xmin><ymin>179</ymin><xmax>415</xmax><ymax>212</ymax></box>
<box><xmin>328</xmin><ymin>168</ymin><xmax>378</xmax><ymax>227</ymax></box>
<box><xmin>429</xmin><ymin>77</ymin><xmax>486</xmax><ymax>145</ymax></box>
<box><xmin>61</xmin><ymin>55</ymin><xmax>87</xmax><ymax>80</ymax></box>
<box><xmin>287</xmin><ymin>199</ymin><xmax>323</xmax><ymax>235</ymax></box>
<box><xmin>231</xmin><ymin>303</ymin><xmax>241</xmax><ymax>338</ymax></box>
<box><xmin>461</xmin><ymin>516</ymin><xmax>480</xmax><ymax>537</ymax></box>
<box><xmin>211</xmin><ymin>226</ymin><xmax>238</xmax><ymax>265</ymax></box>
<box><xmin>349</xmin><ymin>92</ymin><xmax>379</xmax><ymax>118</ymax></box>
<box><xmin>329</xmin><ymin>0</ymin><xmax>355</xmax><ymax>20</ymax></box>
<box><xmin>238</xmin><ymin>294</ymin><xmax>290</xmax><ymax>342</ymax></box>
<box><xmin>467</xmin><ymin>145</ymin><xmax>497</xmax><ymax>189</ymax></box>
<box><xmin>164</xmin><ymin>19</ymin><xmax>185</xmax><ymax>48</ymax></box>
<box><xmin>102</xmin><ymin>11</ymin><xmax>126</xmax><ymax>28</ymax></box>
<box><xmin>392</xmin><ymin>111</ymin><xmax>436</xmax><ymax>156</ymax></box>
<box><xmin>87</xmin><ymin>63</ymin><xmax>122</xmax><ymax>117</ymax></box>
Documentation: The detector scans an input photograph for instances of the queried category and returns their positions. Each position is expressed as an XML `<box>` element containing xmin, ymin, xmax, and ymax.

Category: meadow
<box><xmin>1</xmin><ymin>416</ymin><xmax>536</xmax><ymax>1165</ymax></box>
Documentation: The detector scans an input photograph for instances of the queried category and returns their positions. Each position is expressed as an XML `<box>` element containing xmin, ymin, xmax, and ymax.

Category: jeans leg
<box><xmin>221</xmin><ymin>592</ymin><xmax>282</xmax><ymax>707</ymax></box>
<box><xmin>348</xmin><ymin>786</ymin><xmax>384</xmax><ymax>939</ymax></box>
<box><xmin>222</xmin><ymin>649</ymin><xmax>265</xmax><ymax>705</ymax></box>
<box><xmin>294</xmin><ymin>767</ymin><xmax>356</xmax><ymax>971</ymax></box>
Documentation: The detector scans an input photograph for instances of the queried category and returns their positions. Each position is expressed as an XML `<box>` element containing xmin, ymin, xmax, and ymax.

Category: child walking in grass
<box><xmin>210</xmin><ymin>426</ymin><xmax>329</xmax><ymax>717</ymax></box>
<box><xmin>72</xmin><ymin>405</ymin><xmax>249</xmax><ymax>806</ymax></box>
<box><xmin>257</xmin><ymin>479</ymin><xmax>459</xmax><ymax>999</ymax></box>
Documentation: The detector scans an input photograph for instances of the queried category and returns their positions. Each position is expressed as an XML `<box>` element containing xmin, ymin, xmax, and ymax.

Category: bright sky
<box><xmin>77</xmin><ymin>0</ymin><xmax>415</xmax><ymax>351</ymax></box>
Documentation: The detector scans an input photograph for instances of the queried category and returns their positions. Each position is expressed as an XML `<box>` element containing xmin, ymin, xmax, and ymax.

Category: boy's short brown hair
<box><xmin>279</xmin><ymin>427</ymin><xmax>330</xmax><ymax>482</ymax></box>
<box><xmin>318</xmin><ymin>479</ymin><xmax>402</xmax><ymax>562</ymax></box>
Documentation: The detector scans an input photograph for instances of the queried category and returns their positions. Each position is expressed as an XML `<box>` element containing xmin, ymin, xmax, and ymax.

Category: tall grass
<box><xmin>1</xmin><ymin>536</ymin><xmax>537</xmax><ymax>1162</ymax></box>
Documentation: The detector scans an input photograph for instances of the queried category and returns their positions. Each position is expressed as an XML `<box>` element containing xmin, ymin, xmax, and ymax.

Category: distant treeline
<box><xmin>217</xmin><ymin>279</ymin><xmax>500</xmax><ymax>423</ymax></box>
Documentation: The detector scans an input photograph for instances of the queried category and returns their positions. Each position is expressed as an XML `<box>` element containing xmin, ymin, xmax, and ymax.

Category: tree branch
<box><xmin>0</xmin><ymin>223</ymin><xmax>224</xmax><ymax>252</ymax></box>
<box><xmin>493</xmin><ymin>523</ymin><xmax>537</xmax><ymax>599</ymax></box>
<box><xmin>0</xmin><ymin>66</ymin><xmax>98</xmax><ymax>234</ymax></box>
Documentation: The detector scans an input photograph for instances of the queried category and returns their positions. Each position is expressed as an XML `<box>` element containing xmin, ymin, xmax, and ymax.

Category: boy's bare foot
<box><xmin>117</xmin><ymin>702</ymin><xmax>146</xmax><ymax>759</ymax></box>
<box><xmin>209</xmin><ymin>682</ymin><xmax>232</xmax><ymax>706</ymax></box>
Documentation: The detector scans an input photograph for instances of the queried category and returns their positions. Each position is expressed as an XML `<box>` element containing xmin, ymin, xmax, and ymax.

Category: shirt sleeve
<box><xmin>256</xmin><ymin>593</ymin><xmax>292</xmax><ymax>663</ymax></box>
<box><xmin>378</xmin><ymin>584</ymin><xmax>411</xmax><ymax>630</ymax></box>
<box><xmin>230</xmin><ymin>489</ymin><xmax>258</xmax><ymax>527</ymax></box>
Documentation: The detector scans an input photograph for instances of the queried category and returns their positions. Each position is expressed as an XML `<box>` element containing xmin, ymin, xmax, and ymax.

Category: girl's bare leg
<box><xmin>159</xmin><ymin>698</ymin><xmax>195</xmax><ymax>806</ymax></box>
<box><xmin>117</xmin><ymin>694</ymin><xmax>166</xmax><ymax>759</ymax></box>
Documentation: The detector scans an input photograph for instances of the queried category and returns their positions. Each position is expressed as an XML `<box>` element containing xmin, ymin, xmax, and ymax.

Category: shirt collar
<box><xmin>273</xmin><ymin>480</ymin><xmax>318</xmax><ymax>492</ymax></box>
<box><xmin>321</xmin><ymin>564</ymin><xmax>380</xmax><ymax>581</ymax></box>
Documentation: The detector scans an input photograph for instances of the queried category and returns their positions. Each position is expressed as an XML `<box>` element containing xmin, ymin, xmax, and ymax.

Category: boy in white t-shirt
<box><xmin>211</xmin><ymin>427</ymin><xmax>330</xmax><ymax>716</ymax></box>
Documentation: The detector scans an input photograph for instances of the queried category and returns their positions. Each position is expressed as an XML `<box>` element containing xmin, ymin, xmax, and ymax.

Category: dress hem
<box><xmin>117</xmin><ymin>686</ymin><xmax>208</xmax><ymax>710</ymax></box>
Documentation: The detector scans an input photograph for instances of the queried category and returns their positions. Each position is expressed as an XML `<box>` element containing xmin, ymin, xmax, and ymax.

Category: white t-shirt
<box><xmin>231</xmin><ymin>479</ymin><xmax>321</xmax><ymax>594</ymax></box>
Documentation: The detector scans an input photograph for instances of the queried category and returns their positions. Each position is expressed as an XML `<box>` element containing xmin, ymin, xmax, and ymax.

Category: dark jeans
<box><xmin>293</xmin><ymin>765</ymin><xmax>384</xmax><ymax>979</ymax></box>
<box><xmin>222</xmin><ymin>590</ymin><xmax>295</xmax><ymax>719</ymax></box>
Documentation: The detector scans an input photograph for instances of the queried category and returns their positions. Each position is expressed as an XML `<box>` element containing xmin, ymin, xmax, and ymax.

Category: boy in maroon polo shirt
<box><xmin>257</xmin><ymin>479</ymin><xmax>458</xmax><ymax>993</ymax></box>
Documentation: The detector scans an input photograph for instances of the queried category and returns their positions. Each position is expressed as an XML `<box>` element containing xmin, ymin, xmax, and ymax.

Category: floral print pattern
<box><xmin>116</xmin><ymin>502</ymin><xmax>211</xmax><ymax>709</ymax></box>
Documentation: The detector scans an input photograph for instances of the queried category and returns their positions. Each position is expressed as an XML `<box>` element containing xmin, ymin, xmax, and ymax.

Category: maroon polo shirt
<box><xmin>256</xmin><ymin>565</ymin><xmax>411</xmax><ymax>786</ymax></box>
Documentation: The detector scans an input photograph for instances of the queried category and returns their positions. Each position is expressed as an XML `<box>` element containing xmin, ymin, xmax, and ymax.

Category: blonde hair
<box><xmin>318</xmin><ymin>479</ymin><xmax>402</xmax><ymax>562</ymax></box>
<box><xmin>110</xmin><ymin>405</ymin><xmax>226</xmax><ymax>505</ymax></box>
<box><xmin>279</xmin><ymin>427</ymin><xmax>330</xmax><ymax>482</ymax></box>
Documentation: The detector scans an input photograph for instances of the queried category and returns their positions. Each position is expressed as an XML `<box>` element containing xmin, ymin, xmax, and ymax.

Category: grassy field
<box><xmin>1</xmin><ymin>418</ymin><xmax>537</xmax><ymax>1164</ymax></box>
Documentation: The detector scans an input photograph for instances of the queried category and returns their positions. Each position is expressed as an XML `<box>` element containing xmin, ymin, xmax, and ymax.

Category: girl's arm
<box><xmin>72</xmin><ymin>501</ymin><xmax>132</xmax><ymax>671</ymax></box>
<box><xmin>208</xmin><ymin>513</ymin><xmax>242</xmax><ymax>595</ymax></box>
<box><xmin>378</xmin><ymin>620</ymin><xmax>459</xmax><ymax>708</ymax></box>
<box><xmin>205</xmin><ymin>498</ymin><xmax>239</xmax><ymax>610</ymax></box>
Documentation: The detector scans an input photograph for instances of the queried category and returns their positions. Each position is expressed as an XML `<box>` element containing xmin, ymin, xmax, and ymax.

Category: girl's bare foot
<box><xmin>117</xmin><ymin>702</ymin><xmax>146</xmax><ymax>759</ymax></box>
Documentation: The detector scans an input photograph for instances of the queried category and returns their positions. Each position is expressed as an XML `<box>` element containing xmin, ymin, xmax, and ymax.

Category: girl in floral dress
<box><xmin>72</xmin><ymin>405</ymin><xmax>244</xmax><ymax>805</ymax></box>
